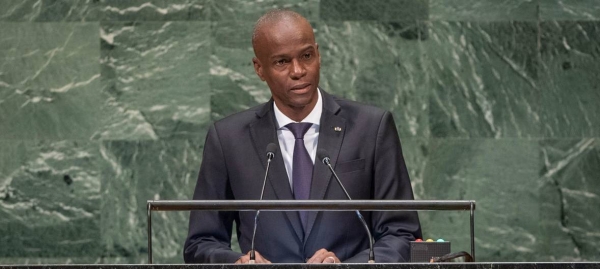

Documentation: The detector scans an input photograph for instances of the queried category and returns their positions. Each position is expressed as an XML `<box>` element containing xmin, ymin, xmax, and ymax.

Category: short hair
<box><xmin>252</xmin><ymin>9</ymin><xmax>308</xmax><ymax>47</ymax></box>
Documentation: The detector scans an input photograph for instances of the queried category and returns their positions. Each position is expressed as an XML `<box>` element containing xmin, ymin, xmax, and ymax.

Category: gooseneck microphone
<box><xmin>249</xmin><ymin>143</ymin><xmax>278</xmax><ymax>263</ymax></box>
<box><xmin>317</xmin><ymin>149</ymin><xmax>375</xmax><ymax>263</ymax></box>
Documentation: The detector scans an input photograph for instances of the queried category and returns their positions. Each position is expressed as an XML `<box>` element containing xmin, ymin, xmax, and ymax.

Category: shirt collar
<box><xmin>274</xmin><ymin>88</ymin><xmax>322</xmax><ymax>129</ymax></box>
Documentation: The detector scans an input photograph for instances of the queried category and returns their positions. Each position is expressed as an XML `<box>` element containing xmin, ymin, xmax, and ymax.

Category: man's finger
<box><xmin>308</xmin><ymin>249</ymin><xmax>339</xmax><ymax>264</ymax></box>
<box><xmin>323</xmin><ymin>256</ymin><xmax>336</xmax><ymax>263</ymax></box>
<box><xmin>307</xmin><ymin>249</ymin><xmax>327</xmax><ymax>263</ymax></box>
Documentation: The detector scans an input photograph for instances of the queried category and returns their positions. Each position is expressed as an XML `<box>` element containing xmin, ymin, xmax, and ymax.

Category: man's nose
<box><xmin>289</xmin><ymin>59</ymin><xmax>307</xmax><ymax>79</ymax></box>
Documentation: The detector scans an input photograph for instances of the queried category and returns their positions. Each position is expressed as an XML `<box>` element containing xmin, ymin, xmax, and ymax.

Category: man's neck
<box><xmin>273</xmin><ymin>89</ymin><xmax>322</xmax><ymax>125</ymax></box>
<box><xmin>275</xmin><ymin>102</ymin><xmax>317</xmax><ymax>122</ymax></box>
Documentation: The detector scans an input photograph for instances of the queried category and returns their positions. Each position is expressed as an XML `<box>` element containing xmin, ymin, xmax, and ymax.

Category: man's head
<box><xmin>252</xmin><ymin>9</ymin><xmax>320</xmax><ymax>121</ymax></box>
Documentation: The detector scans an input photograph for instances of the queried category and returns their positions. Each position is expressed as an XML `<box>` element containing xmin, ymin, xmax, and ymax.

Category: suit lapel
<box><xmin>304</xmin><ymin>91</ymin><xmax>345</xmax><ymax>241</ymax></box>
<box><xmin>249</xmin><ymin>101</ymin><xmax>304</xmax><ymax>242</ymax></box>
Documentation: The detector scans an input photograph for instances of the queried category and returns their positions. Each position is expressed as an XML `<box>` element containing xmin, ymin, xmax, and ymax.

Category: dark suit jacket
<box><xmin>184</xmin><ymin>89</ymin><xmax>422</xmax><ymax>263</ymax></box>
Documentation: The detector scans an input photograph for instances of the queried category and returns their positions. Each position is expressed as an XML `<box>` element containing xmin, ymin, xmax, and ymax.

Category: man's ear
<box><xmin>252</xmin><ymin>57</ymin><xmax>266</xmax><ymax>81</ymax></box>
<box><xmin>315</xmin><ymin>43</ymin><xmax>321</xmax><ymax>64</ymax></box>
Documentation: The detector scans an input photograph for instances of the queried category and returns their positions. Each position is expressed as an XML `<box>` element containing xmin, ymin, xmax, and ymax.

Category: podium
<box><xmin>146</xmin><ymin>200</ymin><xmax>476</xmax><ymax>264</ymax></box>
<box><xmin>2</xmin><ymin>263</ymin><xmax>600</xmax><ymax>268</ymax></box>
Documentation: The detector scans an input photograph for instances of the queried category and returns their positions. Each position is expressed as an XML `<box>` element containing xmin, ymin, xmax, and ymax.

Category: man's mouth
<box><xmin>290</xmin><ymin>83</ymin><xmax>311</xmax><ymax>92</ymax></box>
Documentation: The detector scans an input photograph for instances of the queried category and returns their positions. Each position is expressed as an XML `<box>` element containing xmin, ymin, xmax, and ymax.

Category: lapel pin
<box><xmin>334</xmin><ymin>126</ymin><xmax>342</xmax><ymax>132</ymax></box>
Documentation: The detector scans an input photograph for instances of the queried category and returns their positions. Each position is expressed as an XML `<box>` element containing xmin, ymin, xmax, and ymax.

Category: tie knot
<box><xmin>286</xmin><ymin>123</ymin><xmax>312</xmax><ymax>139</ymax></box>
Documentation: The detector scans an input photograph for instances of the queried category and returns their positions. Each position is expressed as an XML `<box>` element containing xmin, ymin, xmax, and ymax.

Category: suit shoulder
<box><xmin>332</xmin><ymin>95</ymin><xmax>389</xmax><ymax>119</ymax></box>
<box><xmin>212</xmin><ymin>102</ymin><xmax>266</xmax><ymax>130</ymax></box>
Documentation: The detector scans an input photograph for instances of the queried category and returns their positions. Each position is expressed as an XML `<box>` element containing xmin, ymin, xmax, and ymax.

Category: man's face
<box><xmin>252</xmin><ymin>18</ymin><xmax>320</xmax><ymax>117</ymax></box>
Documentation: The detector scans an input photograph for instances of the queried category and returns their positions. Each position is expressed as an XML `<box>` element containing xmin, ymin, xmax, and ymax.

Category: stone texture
<box><xmin>98</xmin><ymin>21</ymin><xmax>211</xmax><ymax>140</ymax></box>
<box><xmin>99</xmin><ymin>139</ymin><xmax>203</xmax><ymax>263</ymax></box>
<box><xmin>0</xmin><ymin>0</ymin><xmax>100</xmax><ymax>22</ymax></box>
<box><xmin>538</xmin><ymin>21</ymin><xmax>600</xmax><ymax>138</ymax></box>
<box><xmin>0</xmin><ymin>140</ymin><xmax>103</xmax><ymax>260</ymax></box>
<box><xmin>317</xmin><ymin>21</ymin><xmax>429</xmax><ymax>137</ymax></box>
<box><xmin>209</xmin><ymin>21</ymin><xmax>271</xmax><ymax>121</ymax></box>
<box><xmin>424</xmin><ymin>21</ymin><xmax>541</xmax><ymax>138</ymax></box>
<box><xmin>211</xmin><ymin>0</ymin><xmax>320</xmax><ymax>22</ymax></box>
<box><xmin>0</xmin><ymin>22</ymin><xmax>107</xmax><ymax>140</ymax></box>
<box><xmin>320</xmin><ymin>0</ymin><xmax>428</xmax><ymax>21</ymax></box>
<box><xmin>539</xmin><ymin>139</ymin><xmax>600</xmax><ymax>261</ymax></box>
<box><xmin>420</xmin><ymin>139</ymin><xmax>541</xmax><ymax>262</ymax></box>
<box><xmin>97</xmin><ymin>0</ymin><xmax>209</xmax><ymax>22</ymax></box>
<box><xmin>430</xmin><ymin>0</ymin><xmax>538</xmax><ymax>21</ymax></box>
<box><xmin>540</xmin><ymin>0</ymin><xmax>600</xmax><ymax>21</ymax></box>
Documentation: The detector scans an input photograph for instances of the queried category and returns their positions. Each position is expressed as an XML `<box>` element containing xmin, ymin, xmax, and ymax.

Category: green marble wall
<box><xmin>0</xmin><ymin>0</ymin><xmax>599</xmax><ymax>264</ymax></box>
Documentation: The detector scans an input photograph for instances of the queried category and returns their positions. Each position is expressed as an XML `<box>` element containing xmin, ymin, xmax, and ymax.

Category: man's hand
<box><xmin>235</xmin><ymin>251</ymin><xmax>271</xmax><ymax>264</ymax></box>
<box><xmin>307</xmin><ymin>248</ymin><xmax>340</xmax><ymax>263</ymax></box>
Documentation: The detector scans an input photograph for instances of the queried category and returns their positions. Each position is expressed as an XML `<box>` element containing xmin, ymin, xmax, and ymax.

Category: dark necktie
<box><xmin>285</xmin><ymin>122</ymin><xmax>314</xmax><ymax>229</ymax></box>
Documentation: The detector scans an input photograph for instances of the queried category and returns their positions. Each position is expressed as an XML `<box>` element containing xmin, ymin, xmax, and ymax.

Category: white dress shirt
<box><xmin>273</xmin><ymin>90</ymin><xmax>322</xmax><ymax>190</ymax></box>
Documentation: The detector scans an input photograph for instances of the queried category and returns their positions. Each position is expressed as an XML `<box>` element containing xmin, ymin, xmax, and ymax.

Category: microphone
<box><xmin>317</xmin><ymin>149</ymin><xmax>375</xmax><ymax>263</ymax></box>
<box><xmin>249</xmin><ymin>143</ymin><xmax>278</xmax><ymax>263</ymax></box>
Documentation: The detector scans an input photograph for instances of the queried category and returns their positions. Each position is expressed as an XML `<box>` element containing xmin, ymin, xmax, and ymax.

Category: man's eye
<box><xmin>275</xmin><ymin>59</ymin><xmax>286</xmax><ymax>65</ymax></box>
<box><xmin>303</xmin><ymin>53</ymin><xmax>312</xmax><ymax>59</ymax></box>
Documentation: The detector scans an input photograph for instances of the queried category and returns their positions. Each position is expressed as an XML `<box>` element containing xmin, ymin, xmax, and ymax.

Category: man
<box><xmin>184</xmin><ymin>9</ymin><xmax>421</xmax><ymax>263</ymax></box>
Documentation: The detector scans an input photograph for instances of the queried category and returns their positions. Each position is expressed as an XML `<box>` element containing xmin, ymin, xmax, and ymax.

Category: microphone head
<box><xmin>266</xmin><ymin>143</ymin><xmax>278</xmax><ymax>156</ymax></box>
<box><xmin>317</xmin><ymin>149</ymin><xmax>329</xmax><ymax>164</ymax></box>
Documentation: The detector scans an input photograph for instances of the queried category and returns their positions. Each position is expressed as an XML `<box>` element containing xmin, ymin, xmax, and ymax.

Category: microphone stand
<box><xmin>249</xmin><ymin>148</ymin><xmax>275</xmax><ymax>263</ymax></box>
<box><xmin>322</xmin><ymin>155</ymin><xmax>375</xmax><ymax>263</ymax></box>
